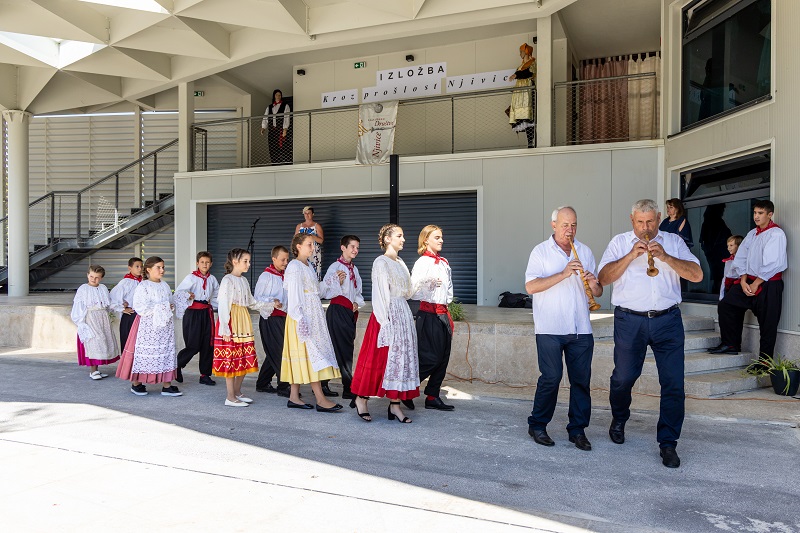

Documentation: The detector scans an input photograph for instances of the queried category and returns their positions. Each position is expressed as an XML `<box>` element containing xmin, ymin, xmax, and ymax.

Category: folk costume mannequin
<box><xmin>508</xmin><ymin>43</ymin><xmax>537</xmax><ymax>148</ymax></box>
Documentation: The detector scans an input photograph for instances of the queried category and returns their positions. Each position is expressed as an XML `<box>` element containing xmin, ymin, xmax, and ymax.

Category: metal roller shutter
<box><xmin>206</xmin><ymin>192</ymin><xmax>477</xmax><ymax>303</ymax></box>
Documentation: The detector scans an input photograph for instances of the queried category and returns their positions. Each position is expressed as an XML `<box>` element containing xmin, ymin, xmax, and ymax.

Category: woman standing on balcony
<box><xmin>295</xmin><ymin>206</ymin><xmax>324</xmax><ymax>280</ymax></box>
<box><xmin>508</xmin><ymin>43</ymin><xmax>537</xmax><ymax>148</ymax></box>
<box><xmin>260</xmin><ymin>89</ymin><xmax>292</xmax><ymax>165</ymax></box>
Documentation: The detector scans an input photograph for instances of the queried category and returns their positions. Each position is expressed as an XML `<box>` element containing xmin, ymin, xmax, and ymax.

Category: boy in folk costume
<box><xmin>319</xmin><ymin>235</ymin><xmax>366</xmax><ymax>400</ymax></box>
<box><xmin>408</xmin><ymin>225</ymin><xmax>455</xmax><ymax>411</ymax></box>
<box><xmin>254</xmin><ymin>246</ymin><xmax>291</xmax><ymax>397</ymax></box>
<box><xmin>110</xmin><ymin>257</ymin><xmax>143</xmax><ymax>351</ymax></box>
<box><xmin>71</xmin><ymin>265</ymin><xmax>120</xmax><ymax>380</ymax></box>
<box><xmin>174</xmin><ymin>251</ymin><xmax>220</xmax><ymax>386</ymax></box>
<box><xmin>718</xmin><ymin>235</ymin><xmax>744</xmax><ymax>301</ymax></box>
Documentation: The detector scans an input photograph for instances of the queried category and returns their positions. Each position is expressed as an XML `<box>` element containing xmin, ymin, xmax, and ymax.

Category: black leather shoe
<box><xmin>609</xmin><ymin>420</ymin><xmax>625</xmax><ymax>444</ymax></box>
<box><xmin>175</xmin><ymin>367</ymin><xmax>183</xmax><ymax>383</ymax></box>
<box><xmin>528</xmin><ymin>428</ymin><xmax>555</xmax><ymax>447</ymax></box>
<box><xmin>321</xmin><ymin>384</ymin><xmax>339</xmax><ymax>397</ymax></box>
<box><xmin>276</xmin><ymin>387</ymin><xmax>291</xmax><ymax>398</ymax></box>
<box><xmin>316</xmin><ymin>403</ymin><xmax>344</xmax><ymax>413</ymax></box>
<box><xmin>660</xmin><ymin>446</ymin><xmax>681</xmax><ymax>468</ymax></box>
<box><xmin>401</xmin><ymin>399</ymin><xmax>415</xmax><ymax>410</ymax></box>
<box><xmin>424</xmin><ymin>397</ymin><xmax>455</xmax><ymax>411</ymax></box>
<box><xmin>341</xmin><ymin>390</ymin><xmax>356</xmax><ymax>400</ymax></box>
<box><xmin>256</xmin><ymin>383</ymin><xmax>277</xmax><ymax>393</ymax></box>
<box><xmin>709</xmin><ymin>345</ymin><xmax>738</xmax><ymax>355</ymax></box>
<box><xmin>199</xmin><ymin>375</ymin><xmax>216</xmax><ymax>386</ymax></box>
<box><xmin>569</xmin><ymin>434</ymin><xmax>592</xmax><ymax>451</ymax></box>
<box><xmin>287</xmin><ymin>400</ymin><xmax>313</xmax><ymax>410</ymax></box>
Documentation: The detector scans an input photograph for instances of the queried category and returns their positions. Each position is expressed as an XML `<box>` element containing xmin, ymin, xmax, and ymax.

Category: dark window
<box><xmin>681</xmin><ymin>0</ymin><xmax>771</xmax><ymax>130</ymax></box>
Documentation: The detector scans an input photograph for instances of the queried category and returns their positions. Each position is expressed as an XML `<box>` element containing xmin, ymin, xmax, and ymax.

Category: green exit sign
<box><xmin>354</xmin><ymin>61</ymin><xmax>367</xmax><ymax>69</ymax></box>
<box><xmin>194</xmin><ymin>90</ymin><xmax>205</xmax><ymax>97</ymax></box>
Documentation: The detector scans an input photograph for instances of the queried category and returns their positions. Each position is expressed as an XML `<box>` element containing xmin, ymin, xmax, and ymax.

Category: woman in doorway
<box><xmin>508</xmin><ymin>43</ymin><xmax>537</xmax><ymax>148</ymax></box>
<box><xmin>659</xmin><ymin>198</ymin><xmax>694</xmax><ymax>248</ymax></box>
<box><xmin>295</xmin><ymin>206</ymin><xmax>324</xmax><ymax>280</ymax></box>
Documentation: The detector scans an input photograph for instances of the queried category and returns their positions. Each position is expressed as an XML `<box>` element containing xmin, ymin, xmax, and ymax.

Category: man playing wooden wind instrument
<box><xmin>525</xmin><ymin>206</ymin><xmax>602</xmax><ymax>451</ymax></box>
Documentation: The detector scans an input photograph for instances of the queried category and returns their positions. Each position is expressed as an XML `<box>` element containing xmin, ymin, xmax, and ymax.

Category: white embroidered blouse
<box><xmin>71</xmin><ymin>283</ymin><xmax>113</xmax><ymax>342</ymax></box>
<box><xmin>217</xmin><ymin>274</ymin><xmax>269</xmax><ymax>337</ymax></box>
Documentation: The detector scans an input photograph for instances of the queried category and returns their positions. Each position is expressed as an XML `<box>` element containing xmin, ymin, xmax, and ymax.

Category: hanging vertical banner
<box><xmin>356</xmin><ymin>101</ymin><xmax>398</xmax><ymax>165</ymax></box>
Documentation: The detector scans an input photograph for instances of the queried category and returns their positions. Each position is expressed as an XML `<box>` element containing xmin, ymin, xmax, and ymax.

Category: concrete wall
<box><xmin>661</xmin><ymin>0</ymin><xmax>800</xmax><ymax>340</ymax></box>
<box><xmin>174</xmin><ymin>141</ymin><xmax>661</xmax><ymax>307</ymax></box>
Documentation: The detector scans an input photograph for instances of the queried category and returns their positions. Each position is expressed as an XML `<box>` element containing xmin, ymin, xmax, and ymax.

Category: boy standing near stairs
<box><xmin>598</xmin><ymin>199</ymin><xmax>703</xmax><ymax>469</ymax></box>
<box><xmin>110</xmin><ymin>257</ymin><xmax>143</xmax><ymax>351</ymax></box>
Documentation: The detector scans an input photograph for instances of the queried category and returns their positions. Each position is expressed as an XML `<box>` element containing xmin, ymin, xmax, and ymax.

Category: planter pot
<box><xmin>770</xmin><ymin>369</ymin><xmax>800</xmax><ymax>396</ymax></box>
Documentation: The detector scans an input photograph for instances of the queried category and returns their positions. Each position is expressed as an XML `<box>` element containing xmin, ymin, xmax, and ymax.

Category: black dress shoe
<box><xmin>316</xmin><ymin>403</ymin><xmax>344</xmax><ymax>413</ymax></box>
<box><xmin>424</xmin><ymin>397</ymin><xmax>454</xmax><ymax>411</ymax></box>
<box><xmin>609</xmin><ymin>420</ymin><xmax>625</xmax><ymax>444</ymax></box>
<box><xmin>287</xmin><ymin>400</ymin><xmax>313</xmax><ymax>410</ymax></box>
<box><xmin>256</xmin><ymin>383</ymin><xmax>276</xmax><ymax>393</ymax></box>
<box><xmin>569</xmin><ymin>434</ymin><xmax>592</xmax><ymax>451</ymax></box>
<box><xmin>276</xmin><ymin>387</ymin><xmax>291</xmax><ymax>398</ymax></box>
<box><xmin>199</xmin><ymin>375</ymin><xmax>216</xmax><ymax>386</ymax></box>
<box><xmin>707</xmin><ymin>343</ymin><xmax>724</xmax><ymax>353</ymax></box>
<box><xmin>175</xmin><ymin>367</ymin><xmax>183</xmax><ymax>383</ymax></box>
<box><xmin>528</xmin><ymin>428</ymin><xmax>555</xmax><ymax>447</ymax></box>
<box><xmin>709</xmin><ymin>345</ymin><xmax>739</xmax><ymax>355</ymax></box>
<box><xmin>401</xmin><ymin>399</ymin><xmax>415</xmax><ymax>410</ymax></box>
<box><xmin>341</xmin><ymin>390</ymin><xmax>356</xmax><ymax>400</ymax></box>
<box><xmin>321</xmin><ymin>384</ymin><xmax>339</xmax><ymax>397</ymax></box>
<box><xmin>660</xmin><ymin>446</ymin><xmax>681</xmax><ymax>468</ymax></box>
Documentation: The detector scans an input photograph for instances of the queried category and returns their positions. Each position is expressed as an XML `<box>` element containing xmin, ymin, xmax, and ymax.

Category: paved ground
<box><xmin>1</xmin><ymin>356</ymin><xmax>799</xmax><ymax>533</ymax></box>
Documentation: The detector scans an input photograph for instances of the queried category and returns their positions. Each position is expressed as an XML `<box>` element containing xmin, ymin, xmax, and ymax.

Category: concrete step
<box><xmin>594</xmin><ymin>331</ymin><xmax>721</xmax><ymax>357</ymax></box>
<box><xmin>593</xmin><ymin>315</ymin><xmax>716</xmax><ymax>341</ymax></box>
<box><xmin>638</xmin><ymin>369</ymin><xmax>762</xmax><ymax>397</ymax></box>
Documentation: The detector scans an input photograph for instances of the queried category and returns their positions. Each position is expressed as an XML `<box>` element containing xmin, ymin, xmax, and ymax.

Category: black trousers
<box><xmin>256</xmin><ymin>315</ymin><xmax>288</xmax><ymax>390</ymax></box>
<box><xmin>322</xmin><ymin>303</ymin><xmax>357</xmax><ymax>392</ymax></box>
<box><xmin>177</xmin><ymin>308</ymin><xmax>214</xmax><ymax>376</ymax></box>
<box><xmin>416</xmin><ymin>310</ymin><xmax>452</xmax><ymax>397</ymax></box>
<box><xmin>267</xmin><ymin>126</ymin><xmax>291</xmax><ymax>165</ymax></box>
<box><xmin>119</xmin><ymin>312</ymin><xmax>136</xmax><ymax>351</ymax></box>
<box><xmin>718</xmin><ymin>279</ymin><xmax>783</xmax><ymax>358</ymax></box>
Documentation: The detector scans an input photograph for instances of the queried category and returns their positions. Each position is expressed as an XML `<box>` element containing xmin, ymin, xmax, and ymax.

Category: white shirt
<box><xmin>261</xmin><ymin>102</ymin><xmax>291</xmax><ymax>130</ymax></box>
<box><xmin>410</xmin><ymin>255</ymin><xmax>453</xmax><ymax>305</ymax></box>
<box><xmin>731</xmin><ymin>226</ymin><xmax>787</xmax><ymax>282</ymax></box>
<box><xmin>598</xmin><ymin>230</ymin><xmax>699</xmax><ymax>312</ymax></box>
<box><xmin>254</xmin><ymin>269</ymin><xmax>287</xmax><ymax>319</ymax></box>
<box><xmin>319</xmin><ymin>259</ymin><xmax>366</xmax><ymax>307</ymax></box>
<box><xmin>109</xmin><ymin>277</ymin><xmax>140</xmax><ymax>313</ymax></box>
<box><xmin>174</xmin><ymin>273</ymin><xmax>219</xmax><ymax>307</ymax></box>
<box><xmin>720</xmin><ymin>258</ymin><xmax>736</xmax><ymax>300</ymax></box>
<box><xmin>525</xmin><ymin>236</ymin><xmax>596</xmax><ymax>335</ymax></box>
<box><xmin>217</xmin><ymin>274</ymin><xmax>268</xmax><ymax>337</ymax></box>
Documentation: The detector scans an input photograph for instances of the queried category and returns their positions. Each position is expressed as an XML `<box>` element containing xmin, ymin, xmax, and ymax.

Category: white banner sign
<box><xmin>376</xmin><ymin>62</ymin><xmax>446</xmax><ymax>86</ymax></box>
<box><xmin>445</xmin><ymin>69</ymin><xmax>516</xmax><ymax>93</ymax></box>
<box><xmin>321</xmin><ymin>88</ymin><xmax>358</xmax><ymax>108</ymax></box>
<box><xmin>356</xmin><ymin>101</ymin><xmax>398</xmax><ymax>165</ymax></box>
<box><xmin>362</xmin><ymin>80</ymin><xmax>442</xmax><ymax>103</ymax></box>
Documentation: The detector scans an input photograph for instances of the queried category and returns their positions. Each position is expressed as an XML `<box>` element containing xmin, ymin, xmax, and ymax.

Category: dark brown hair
<box><xmin>666</xmin><ymin>198</ymin><xmax>686</xmax><ymax>218</ymax></box>
<box><xmin>378</xmin><ymin>223</ymin><xmax>401</xmax><ymax>251</ymax></box>
<box><xmin>271</xmin><ymin>245</ymin><xmax>289</xmax><ymax>258</ymax></box>
<box><xmin>142</xmin><ymin>256</ymin><xmax>164</xmax><ymax>280</ymax></box>
<box><xmin>754</xmin><ymin>199</ymin><xmax>775</xmax><ymax>213</ymax></box>
<box><xmin>291</xmin><ymin>233</ymin><xmax>312</xmax><ymax>258</ymax></box>
<box><xmin>340</xmin><ymin>235</ymin><xmax>360</xmax><ymax>247</ymax></box>
<box><xmin>224</xmin><ymin>248</ymin><xmax>250</xmax><ymax>274</ymax></box>
<box><xmin>196</xmin><ymin>251</ymin><xmax>212</xmax><ymax>262</ymax></box>
<box><xmin>88</xmin><ymin>264</ymin><xmax>106</xmax><ymax>278</ymax></box>
<box><xmin>128</xmin><ymin>257</ymin><xmax>143</xmax><ymax>267</ymax></box>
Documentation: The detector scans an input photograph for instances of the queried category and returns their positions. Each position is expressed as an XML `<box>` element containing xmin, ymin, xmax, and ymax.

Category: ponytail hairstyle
<box><xmin>378</xmin><ymin>223</ymin><xmax>401</xmax><ymax>251</ymax></box>
<box><xmin>417</xmin><ymin>224</ymin><xmax>442</xmax><ymax>256</ymax></box>
<box><xmin>224</xmin><ymin>248</ymin><xmax>250</xmax><ymax>274</ymax></box>
<box><xmin>291</xmin><ymin>233</ymin><xmax>312</xmax><ymax>258</ymax></box>
<box><xmin>142</xmin><ymin>256</ymin><xmax>164</xmax><ymax>280</ymax></box>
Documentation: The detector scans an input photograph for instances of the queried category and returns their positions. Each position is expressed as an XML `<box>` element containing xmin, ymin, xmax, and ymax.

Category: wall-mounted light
<box><xmin>297</xmin><ymin>69</ymin><xmax>306</xmax><ymax>76</ymax></box>
<box><xmin>405</xmin><ymin>54</ymin><xmax>414</xmax><ymax>62</ymax></box>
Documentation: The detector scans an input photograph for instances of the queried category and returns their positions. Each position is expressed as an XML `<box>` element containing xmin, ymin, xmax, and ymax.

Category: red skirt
<box><xmin>115</xmin><ymin>315</ymin><xmax>177</xmax><ymax>384</ymax></box>
<box><xmin>212</xmin><ymin>317</ymin><xmax>258</xmax><ymax>378</ymax></box>
<box><xmin>350</xmin><ymin>315</ymin><xmax>419</xmax><ymax>400</ymax></box>
<box><xmin>77</xmin><ymin>336</ymin><xmax>120</xmax><ymax>367</ymax></box>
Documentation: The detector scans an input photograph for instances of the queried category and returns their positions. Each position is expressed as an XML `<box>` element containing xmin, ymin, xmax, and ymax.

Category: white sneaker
<box><xmin>225</xmin><ymin>399</ymin><xmax>248</xmax><ymax>407</ymax></box>
<box><xmin>98</xmin><ymin>372</ymin><xmax>109</xmax><ymax>378</ymax></box>
<box><xmin>236</xmin><ymin>395</ymin><xmax>253</xmax><ymax>403</ymax></box>
<box><xmin>90</xmin><ymin>371</ymin><xmax>103</xmax><ymax>380</ymax></box>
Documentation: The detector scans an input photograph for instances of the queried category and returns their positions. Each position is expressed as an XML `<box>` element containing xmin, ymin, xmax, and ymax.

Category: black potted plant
<box><xmin>744</xmin><ymin>354</ymin><xmax>800</xmax><ymax>396</ymax></box>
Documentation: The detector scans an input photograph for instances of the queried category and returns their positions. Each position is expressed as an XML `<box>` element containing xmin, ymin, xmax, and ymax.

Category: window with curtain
<box><xmin>681</xmin><ymin>0</ymin><xmax>771</xmax><ymax>130</ymax></box>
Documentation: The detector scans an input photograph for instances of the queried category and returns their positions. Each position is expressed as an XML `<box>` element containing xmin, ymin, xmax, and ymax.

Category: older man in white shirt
<box><xmin>598</xmin><ymin>199</ymin><xmax>702</xmax><ymax>469</ymax></box>
<box><xmin>525</xmin><ymin>206</ymin><xmax>602</xmax><ymax>451</ymax></box>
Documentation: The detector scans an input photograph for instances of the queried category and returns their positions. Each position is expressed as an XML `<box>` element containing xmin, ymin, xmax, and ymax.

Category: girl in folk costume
<box><xmin>508</xmin><ymin>42</ymin><xmax>537</xmax><ymax>148</ymax></box>
<box><xmin>213</xmin><ymin>248</ymin><xmax>270</xmax><ymax>407</ymax></box>
<box><xmin>254</xmin><ymin>245</ymin><xmax>291</xmax><ymax>396</ymax></box>
<box><xmin>174</xmin><ymin>251</ymin><xmax>220</xmax><ymax>386</ymax></box>
<box><xmin>71</xmin><ymin>265</ymin><xmax>120</xmax><ymax>380</ymax></box>
<box><xmin>115</xmin><ymin>256</ymin><xmax>182</xmax><ymax>397</ymax></box>
<box><xmin>409</xmin><ymin>225</ymin><xmax>455</xmax><ymax>412</ymax></box>
<box><xmin>319</xmin><ymin>235</ymin><xmax>366</xmax><ymax>400</ymax></box>
<box><xmin>280</xmin><ymin>233</ymin><xmax>343</xmax><ymax>412</ymax></box>
<box><xmin>110</xmin><ymin>257</ymin><xmax>143</xmax><ymax>352</ymax></box>
<box><xmin>350</xmin><ymin>224</ymin><xmax>423</xmax><ymax>424</ymax></box>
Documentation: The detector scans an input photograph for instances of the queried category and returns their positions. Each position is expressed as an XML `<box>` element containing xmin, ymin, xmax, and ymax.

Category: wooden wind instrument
<box><xmin>569</xmin><ymin>237</ymin><xmax>602</xmax><ymax>311</ymax></box>
<box><xmin>644</xmin><ymin>232</ymin><xmax>659</xmax><ymax>277</ymax></box>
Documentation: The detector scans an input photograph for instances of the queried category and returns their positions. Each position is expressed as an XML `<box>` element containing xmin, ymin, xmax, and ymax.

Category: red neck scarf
<box><xmin>337</xmin><ymin>257</ymin><xmax>357</xmax><ymax>288</ymax></box>
<box><xmin>192</xmin><ymin>270</ymin><xmax>210</xmax><ymax>290</ymax></box>
<box><xmin>124</xmin><ymin>273</ymin><xmax>142</xmax><ymax>282</ymax></box>
<box><xmin>756</xmin><ymin>220</ymin><xmax>780</xmax><ymax>235</ymax></box>
<box><xmin>265</xmin><ymin>265</ymin><xmax>284</xmax><ymax>280</ymax></box>
<box><xmin>722</xmin><ymin>254</ymin><xmax>735</xmax><ymax>263</ymax></box>
<box><xmin>423</xmin><ymin>250</ymin><xmax>448</xmax><ymax>265</ymax></box>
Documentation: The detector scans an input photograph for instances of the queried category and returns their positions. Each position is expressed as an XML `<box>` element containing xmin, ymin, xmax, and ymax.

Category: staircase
<box><xmin>0</xmin><ymin>139</ymin><xmax>178</xmax><ymax>289</ymax></box>
<box><xmin>591</xmin><ymin>315</ymin><xmax>762</xmax><ymax>397</ymax></box>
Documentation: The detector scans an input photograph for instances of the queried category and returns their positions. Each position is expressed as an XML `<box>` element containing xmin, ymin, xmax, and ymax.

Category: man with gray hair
<box><xmin>598</xmin><ymin>199</ymin><xmax>702</xmax><ymax>468</ymax></box>
<box><xmin>525</xmin><ymin>206</ymin><xmax>602</xmax><ymax>451</ymax></box>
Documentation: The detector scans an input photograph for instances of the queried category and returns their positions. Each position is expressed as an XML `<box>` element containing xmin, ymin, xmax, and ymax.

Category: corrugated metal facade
<box><xmin>206</xmin><ymin>193</ymin><xmax>478</xmax><ymax>303</ymax></box>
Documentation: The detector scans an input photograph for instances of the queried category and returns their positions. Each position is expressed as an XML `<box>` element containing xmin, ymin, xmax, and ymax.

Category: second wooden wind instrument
<box><xmin>569</xmin><ymin>237</ymin><xmax>602</xmax><ymax>311</ymax></box>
